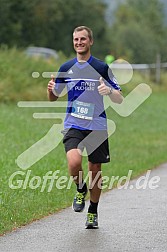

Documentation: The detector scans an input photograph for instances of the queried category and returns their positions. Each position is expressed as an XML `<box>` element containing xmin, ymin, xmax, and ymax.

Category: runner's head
<box><xmin>73</xmin><ymin>26</ymin><xmax>93</xmax><ymax>57</ymax></box>
<box><xmin>73</xmin><ymin>26</ymin><xmax>93</xmax><ymax>42</ymax></box>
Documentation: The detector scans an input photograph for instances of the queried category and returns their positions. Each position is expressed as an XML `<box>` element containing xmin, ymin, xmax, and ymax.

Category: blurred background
<box><xmin>0</xmin><ymin>0</ymin><xmax>167</xmax><ymax>102</ymax></box>
<box><xmin>0</xmin><ymin>0</ymin><xmax>167</xmax><ymax>235</ymax></box>
<box><xmin>1</xmin><ymin>0</ymin><xmax>167</xmax><ymax>61</ymax></box>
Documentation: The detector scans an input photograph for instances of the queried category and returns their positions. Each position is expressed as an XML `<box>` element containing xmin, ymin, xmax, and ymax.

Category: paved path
<box><xmin>0</xmin><ymin>163</ymin><xmax>167</xmax><ymax>252</ymax></box>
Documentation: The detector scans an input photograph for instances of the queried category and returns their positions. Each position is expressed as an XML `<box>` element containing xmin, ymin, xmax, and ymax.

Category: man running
<box><xmin>47</xmin><ymin>26</ymin><xmax>123</xmax><ymax>229</ymax></box>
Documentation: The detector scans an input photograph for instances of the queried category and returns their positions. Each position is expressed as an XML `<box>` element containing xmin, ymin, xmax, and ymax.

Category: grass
<box><xmin>0</xmin><ymin>47</ymin><xmax>66</xmax><ymax>102</ymax></box>
<box><xmin>0</xmin><ymin>47</ymin><xmax>167</xmax><ymax>235</ymax></box>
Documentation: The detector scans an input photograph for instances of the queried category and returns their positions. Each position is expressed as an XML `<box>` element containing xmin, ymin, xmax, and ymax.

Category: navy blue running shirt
<box><xmin>54</xmin><ymin>56</ymin><xmax>121</xmax><ymax>130</ymax></box>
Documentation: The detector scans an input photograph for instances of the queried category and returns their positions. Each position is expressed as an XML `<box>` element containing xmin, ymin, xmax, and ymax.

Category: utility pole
<box><xmin>156</xmin><ymin>53</ymin><xmax>161</xmax><ymax>84</ymax></box>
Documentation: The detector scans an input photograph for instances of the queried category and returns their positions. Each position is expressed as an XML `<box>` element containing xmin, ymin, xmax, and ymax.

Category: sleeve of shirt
<box><xmin>104</xmin><ymin>64</ymin><xmax>121</xmax><ymax>91</ymax></box>
<box><xmin>53</xmin><ymin>66</ymin><xmax>66</xmax><ymax>95</ymax></box>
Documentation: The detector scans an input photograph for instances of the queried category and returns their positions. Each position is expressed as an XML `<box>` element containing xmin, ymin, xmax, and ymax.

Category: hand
<box><xmin>47</xmin><ymin>74</ymin><xmax>55</xmax><ymax>93</ymax></box>
<box><xmin>98</xmin><ymin>77</ymin><xmax>112</xmax><ymax>96</ymax></box>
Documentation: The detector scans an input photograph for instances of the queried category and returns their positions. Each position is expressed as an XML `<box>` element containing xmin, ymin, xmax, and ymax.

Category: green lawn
<box><xmin>0</xmin><ymin>91</ymin><xmax>167</xmax><ymax>235</ymax></box>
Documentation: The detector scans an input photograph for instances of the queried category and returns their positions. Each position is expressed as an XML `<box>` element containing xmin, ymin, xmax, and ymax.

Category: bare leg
<box><xmin>88</xmin><ymin>162</ymin><xmax>102</xmax><ymax>203</ymax></box>
<box><xmin>67</xmin><ymin>149</ymin><xmax>88</xmax><ymax>213</ymax></box>
<box><xmin>66</xmin><ymin>149</ymin><xmax>83</xmax><ymax>184</ymax></box>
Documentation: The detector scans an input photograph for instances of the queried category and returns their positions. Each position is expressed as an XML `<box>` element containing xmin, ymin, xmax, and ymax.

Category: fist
<box><xmin>98</xmin><ymin>77</ymin><xmax>111</xmax><ymax>96</ymax></box>
<box><xmin>47</xmin><ymin>75</ymin><xmax>55</xmax><ymax>92</ymax></box>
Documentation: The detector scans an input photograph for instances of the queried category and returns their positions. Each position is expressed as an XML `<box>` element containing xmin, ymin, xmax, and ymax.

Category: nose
<box><xmin>77</xmin><ymin>38</ymin><xmax>82</xmax><ymax>44</ymax></box>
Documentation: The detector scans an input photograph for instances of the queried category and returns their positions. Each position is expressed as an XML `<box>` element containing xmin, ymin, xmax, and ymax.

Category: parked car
<box><xmin>25</xmin><ymin>46</ymin><xmax>59</xmax><ymax>60</ymax></box>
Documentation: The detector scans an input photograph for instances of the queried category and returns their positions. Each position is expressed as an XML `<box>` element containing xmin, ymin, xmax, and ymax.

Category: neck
<box><xmin>77</xmin><ymin>52</ymin><xmax>91</xmax><ymax>62</ymax></box>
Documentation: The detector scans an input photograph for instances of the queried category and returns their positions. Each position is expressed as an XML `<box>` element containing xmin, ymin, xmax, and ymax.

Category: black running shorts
<box><xmin>62</xmin><ymin>128</ymin><xmax>110</xmax><ymax>164</ymax></box>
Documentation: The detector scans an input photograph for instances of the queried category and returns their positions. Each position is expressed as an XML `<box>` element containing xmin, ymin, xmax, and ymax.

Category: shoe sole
<box><xmin>85</xmin><ymin>225</ymin><xmax>99</xmax><ymax>229</ymax></box>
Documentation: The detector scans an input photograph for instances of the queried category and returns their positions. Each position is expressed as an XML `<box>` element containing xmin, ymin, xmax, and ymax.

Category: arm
<box><xmin>98</xmin><ymin>77</ymin><xmax>123</xmax><ymax>104</ymax></box>
<box><xmin>47</xmin><ymin>75</ymin><xmax>58</xmax><ymax>101</ymax></box>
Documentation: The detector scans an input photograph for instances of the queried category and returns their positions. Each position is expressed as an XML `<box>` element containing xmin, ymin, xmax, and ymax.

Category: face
<box><xmin>73</xmin><ymin>29</ymin><xmax>93</xmax><ymax>55</ymax></box>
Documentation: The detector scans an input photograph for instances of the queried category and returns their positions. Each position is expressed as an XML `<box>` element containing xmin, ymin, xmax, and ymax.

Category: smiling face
<box><xmin>73</xmin><ymin>29</ymin><xmax>93</xmax><ymax>59</ymax></box>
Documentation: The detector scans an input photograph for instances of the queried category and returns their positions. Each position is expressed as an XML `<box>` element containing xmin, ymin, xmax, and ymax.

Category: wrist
<box><xmin>52</xmin><ymin>88</ymin><xmax>58</xmax><ymax>97</ymax></box>
<box><xmin>107</xmin><ymin>87</ymin><xmax>113</xmax><ymax>95</ymax></box>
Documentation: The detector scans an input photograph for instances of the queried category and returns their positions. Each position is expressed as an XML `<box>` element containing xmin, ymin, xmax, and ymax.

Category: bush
<box><xmin>0</xmin><ymin>47</ymin><xmax>66</xmax><ymax>102</ymax></box>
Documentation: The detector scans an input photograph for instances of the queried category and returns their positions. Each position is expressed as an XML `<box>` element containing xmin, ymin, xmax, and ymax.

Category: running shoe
<box><xmin>85</xmin><ymin>212</ymin><xmax>98</xmax><ymax>229</ymax></box>
<box><xmin>72</xmin><ymin>191</ymin><xmax>87</xmax><ymax>212</ymax></box>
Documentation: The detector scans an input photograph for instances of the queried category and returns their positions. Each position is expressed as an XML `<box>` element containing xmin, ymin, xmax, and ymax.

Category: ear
<box><xmin>90</xmin><ymin>39</ymin><xmax>94</xmax><ymax>46</ymax></box>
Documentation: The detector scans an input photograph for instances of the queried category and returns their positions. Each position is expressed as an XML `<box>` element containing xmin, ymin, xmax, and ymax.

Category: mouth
<box><xmin>76</xmin><ymin>46</ymin><xmax>85</xmax><ymax>49</ymax></box>
<box><xmin>75</xmin><ymin>44</ymin><xmax>87</xmax><ymax>54</ymax></box>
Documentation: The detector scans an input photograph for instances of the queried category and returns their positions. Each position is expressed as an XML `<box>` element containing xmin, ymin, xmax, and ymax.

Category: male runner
<box><xmin>47</xmin><ymin>26</ymin><xmax>123</xmax><ymax>229</ymax></box>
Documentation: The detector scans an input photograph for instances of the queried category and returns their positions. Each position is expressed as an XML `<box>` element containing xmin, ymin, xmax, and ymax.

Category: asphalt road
<box><xmin>0</xmin><ymin>163</ymin><xmax>167</xmax><ymax>252</ymax></box>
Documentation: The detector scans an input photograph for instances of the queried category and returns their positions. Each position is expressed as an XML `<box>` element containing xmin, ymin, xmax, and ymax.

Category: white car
<box><xmin>25</xmin><ymin>46</ymin><xmax>59</xmax><ymax>60</ymax></box>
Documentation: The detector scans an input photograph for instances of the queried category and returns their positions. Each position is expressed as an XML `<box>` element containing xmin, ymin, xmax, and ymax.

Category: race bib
<box><xmin>71</xmin><ymin>100</ymin><xmax>95</xmax><ymax>120</ymax></box>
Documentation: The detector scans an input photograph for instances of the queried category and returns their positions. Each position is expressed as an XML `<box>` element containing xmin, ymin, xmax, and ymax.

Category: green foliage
<box><xmin>0</xmin><ymin>47</ymin><xmax>64</xmax><ymax>102</ymax></box>
<box><xmin>109</xmin><ymin>0</ymin><xmax>167</xmax><ymax>63</ymax></box>
<box><xmin>0</xmin><ymin>0</ymin><xmax>110</xmax><ymax>59</ymax></box>
<box><xmin>110</xmin><ymin>22</ymin><xmax>157</xmax><ymax>63</ymax></box>
<box><xmin>1</xmin><ymin>0</ymin><xmax>167</xmax><ymax>62</ymax></box>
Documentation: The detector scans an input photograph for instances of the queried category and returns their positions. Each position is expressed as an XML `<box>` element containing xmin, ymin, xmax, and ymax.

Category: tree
<box><xmin>108</xmin><ymin>0</ymin><xmax>167</xmax><ymax>63</ymax></box>
<box><xmin>0</xmin><ymin>0</ymin><xmax>110</xmax><ymax>59</ymax></box>
<box><xmin>0</xmin><ymin>0</ymin><xmax>36</xmax><ymax>47</ymax></box>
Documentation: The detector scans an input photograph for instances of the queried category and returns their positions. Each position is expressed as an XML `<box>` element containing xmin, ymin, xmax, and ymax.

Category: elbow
<box><xmin>117</xmin><ymin>95</ymin><xmax>124</xmax><ymax>104</ymax></box>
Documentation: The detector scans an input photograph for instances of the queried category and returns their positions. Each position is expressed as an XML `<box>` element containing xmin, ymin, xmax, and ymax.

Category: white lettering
<box><xmin>9</xmin><ymin>170</ymin><xmax>25</xmax><ymax>189</ymax></box>
<box><xmin>148</xmin><ymin>176</ymin><xmax>160</xmax><ymax>189</ymax></box>
<box><xmin>117</xmin><ymin>170</ymin><xmax>132</xmax><ymax>189</ymax></box>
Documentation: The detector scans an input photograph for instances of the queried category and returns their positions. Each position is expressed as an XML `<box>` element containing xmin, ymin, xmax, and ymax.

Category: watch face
<box><xmin>108</xmin><ymin>87</ymin><xmax>112</xmax><ymax>95</ymax></box>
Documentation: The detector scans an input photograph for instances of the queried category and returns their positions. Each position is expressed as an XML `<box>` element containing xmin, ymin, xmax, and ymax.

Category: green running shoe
<box><xmin>72</xmin><ymin>191</ymin><xmax>87</xmax><ymax>212</ymax></box>
<box><xmin>85</xmin><ymin>213</ymin><xmax>98</xmax><ymax>229</ymax></box>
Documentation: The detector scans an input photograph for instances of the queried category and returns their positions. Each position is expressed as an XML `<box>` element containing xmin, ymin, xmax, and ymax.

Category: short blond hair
<box><xmin>73</xmin><ymin>26</ymin><xmax>93</xmax><ymax>41</ymax></box>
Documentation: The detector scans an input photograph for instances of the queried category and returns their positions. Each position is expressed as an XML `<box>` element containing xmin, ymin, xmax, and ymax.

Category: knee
<box><xmin>68</xmin><ymin>159</ymin><xmax>81</xmax><ymax>170</ymax></box>
<box><xmin>67</xmin><ymin>149</ymin><xmax>82</xmax><ymax>170</ymax></box>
